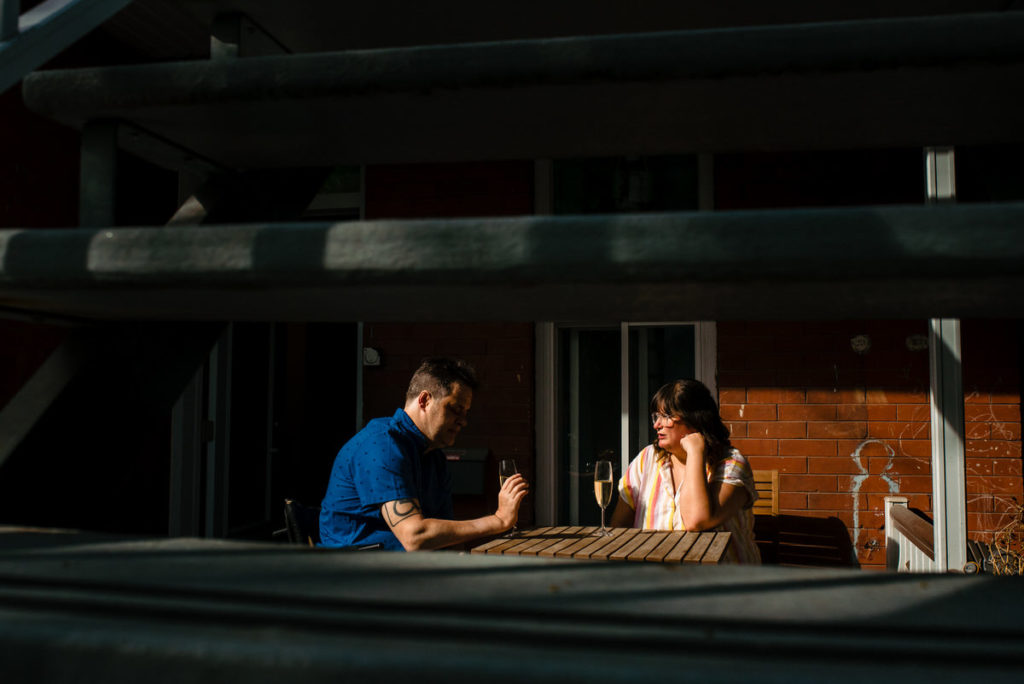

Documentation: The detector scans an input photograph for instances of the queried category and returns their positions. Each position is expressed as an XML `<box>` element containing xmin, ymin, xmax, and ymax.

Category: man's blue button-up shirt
<box><xmin>319</xmin><ymin>409</ymin><xmax>454</xmax><ymax>550</ymax></box>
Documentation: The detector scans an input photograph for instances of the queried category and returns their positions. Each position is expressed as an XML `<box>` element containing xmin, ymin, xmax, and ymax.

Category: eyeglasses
<box><xmin>445</xmin><ymin>403</ymin><xmax>468</xmax><ymax>418</ymax></box>
<box><xmin>650</xmin><ymin>413</ymin><xmax>678</xmax><ymax>426</ymax></box>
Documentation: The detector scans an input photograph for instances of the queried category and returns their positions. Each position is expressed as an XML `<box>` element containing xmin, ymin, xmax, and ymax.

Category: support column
<box><xmin>925</xmin><ymin>145</ymin><xmax>966</xmax><ymax>572</ymax></box>
<box><xmin>205</xmin><ymin>325</ymin><xmax>233</xmax><ymax>538</ymax></box>
<box><xmin>79</xmin><ymin>120</ymin><xmax>118</xmax><ymax>227</ymax></box>
<box><xmin>170</xmin><ymin>367</ymin><xmax>205</xmax><ymax>537</ymax></box>
<box><xmin>534</xmin><ymin>322</ymin><xmax>557</xmax><ymax>526</ymax></box>
<box><xmin>928</xmin><ymin>318</ymin><xmax>968</xmax><ymax>572</ymax></box>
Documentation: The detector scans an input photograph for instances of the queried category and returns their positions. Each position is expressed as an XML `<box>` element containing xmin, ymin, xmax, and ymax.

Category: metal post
<box><xmin>264</xmin><ymin>324</ymin><xmax>276</xmax><ymax>523</ymax></box>
<box><xmin>925</xmin><ymin>146</ymin><xmax>956</xmax><ymax>205</ymax></box>
<box><xmin>619</xmin><ymin>323</ymin><xmax>630</xmax><ymax>476</ymax></box>
<box><xmin>205</xmin><ymin>324</ymin><xmax>233</xmax><ymax>538</ymax></box>
<box><xmin>534</xmin><ymin>322</ymin><xmax>558</xmax><ymax>526</ymax></box>
<box><xmin>170</xmin><ymin>367</ymin><xmax>205</xmax><ymax>537</ymax></box>
<box><xmin>79</xmin><ymin>120</ymin><xmax>118</xmax><ymax>227</ymax></box>
<box><xmin>698</xmin><ymin>321</ymin><xmax>718</xmax><ymax>400</ymax></box>
<box><xmin>355</xmin><ymin>322</ymin><xmax>364</xmax><ymax>431</ymax></box>
<box><xmin>211</xmin><ymin>12</ymin><xmax>287</xmax><ymax>59</ymax></box>
<box><xmin>569</xmin><ymin>330</ymin><xmax>580</xmax><ymax>525</ymax></box>
<box><xmin>633</xmin><ymin>326</ymin><xmax>648</xmax><ymax>457</ymax></box>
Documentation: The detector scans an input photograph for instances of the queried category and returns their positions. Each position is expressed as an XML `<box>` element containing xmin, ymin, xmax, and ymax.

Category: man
<box><xmin>319</xmin><ymin>357</ymin><xmax>528</xmax><ymax>551</ymax></box>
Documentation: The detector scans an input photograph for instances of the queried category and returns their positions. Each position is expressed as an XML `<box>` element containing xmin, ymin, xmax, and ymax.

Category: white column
<box><xmin>928</xmin><ymin>318</ymin><xmax>967</xmax><ymax>572</ymax></box>
<box><xmin>924</xmin><ymin>146</ymin><xmax>966</xmax><ymax>572</ymax></box>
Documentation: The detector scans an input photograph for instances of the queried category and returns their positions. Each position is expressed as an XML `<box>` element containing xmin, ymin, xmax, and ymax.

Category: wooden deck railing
<box><xmin>884</xmin><ymin>496</ymin><xmax>936</xmax><ymax>573</ymax></box>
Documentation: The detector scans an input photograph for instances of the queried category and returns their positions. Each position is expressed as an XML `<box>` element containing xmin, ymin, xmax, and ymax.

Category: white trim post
<box><xmin>928</xmin><ymin>318</ymin><xmax>968</xmax><ymax>572</ymax></box>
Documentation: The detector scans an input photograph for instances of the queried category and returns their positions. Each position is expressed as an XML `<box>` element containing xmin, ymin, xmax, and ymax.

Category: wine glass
<box><xmin>498</xmin><ymin>459</ymin><xmax>518</xmax><ymax>537</ymax></box>
<box><xmin>593</xmin><ymin>459</ymin><xmax>614</xmax><ymax>536</ymax></box>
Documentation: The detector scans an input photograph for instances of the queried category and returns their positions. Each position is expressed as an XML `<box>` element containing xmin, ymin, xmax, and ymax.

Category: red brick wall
<box><xmin>963</xmin><ymin>320</ymin><xmax>1023</xmax><ymax>541</ymax></box>
<box><xmin>718</xmin><ymin>320</ymin><xmax>1022</xmax><ymax>569</ymax></box>
<box><xmin>361</xmin><ymin>161</ymin><xmax>537</xmax><ymax>525</ymax></box>
<box><xmin>360</xmin><ymin>322</ymin><xmax>535</xmax><ymax>525</ymax></box>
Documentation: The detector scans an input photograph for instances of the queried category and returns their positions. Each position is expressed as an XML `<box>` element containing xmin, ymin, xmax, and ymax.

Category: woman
<box><xmin>610</xmin><ymin>379</ymin><xmax>761</xmax><ymax>563</ymax></box>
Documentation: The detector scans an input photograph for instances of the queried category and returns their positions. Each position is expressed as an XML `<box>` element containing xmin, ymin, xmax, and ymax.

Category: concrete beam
<box><xmin>1</xmin><ymin>203</ymin><xmax>1024</xmax><ymax>321</ymax></box>
<box><xmin>0</xmin><ymin>535</ymin><xmax>1023</xmax><ymax>682</ymax></box>
<box><xmin>20</xmin><ymin>12</ymin><xmax>1024</xmax><ymax>168</ymax></box>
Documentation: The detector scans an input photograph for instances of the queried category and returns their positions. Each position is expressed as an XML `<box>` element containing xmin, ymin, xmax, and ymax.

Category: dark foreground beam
<box><xmin>21</xmin><ymin>12</ymin><xmax>1024</xmax><ymax>168</ymax></box>
<box><xmin>0</xmin><ymin>531</ymin><xmax>1023</xmax><ymax>683</ymax></box>
<box><xmin>1</xmin><ymin>203</ymin><xmax>1023</xmax><ymax>321</ymax></box>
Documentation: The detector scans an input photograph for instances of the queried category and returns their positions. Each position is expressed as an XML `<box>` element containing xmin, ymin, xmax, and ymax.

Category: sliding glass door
<box><xmin>547</xmin><ymin>322</ymin><xmax>713</xmax><ymax>525</ymax></box>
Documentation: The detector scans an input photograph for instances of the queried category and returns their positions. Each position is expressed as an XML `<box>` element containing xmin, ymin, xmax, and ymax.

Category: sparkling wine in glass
<box><xmin>498</xmin><ymin>459</ymin><xmax>518</xmax><ymax>537</ymax></box>
<box><xmin>594</xmin><ymin>459</ymin><xmax>614</xmax><ymax>536</ymax></box>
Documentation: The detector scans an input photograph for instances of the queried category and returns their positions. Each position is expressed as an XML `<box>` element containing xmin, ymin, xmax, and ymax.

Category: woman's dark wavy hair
<box><xmin>650</xmin><ymin>379</ymin><xmax>731</xmax><ymax>464</ymax></box>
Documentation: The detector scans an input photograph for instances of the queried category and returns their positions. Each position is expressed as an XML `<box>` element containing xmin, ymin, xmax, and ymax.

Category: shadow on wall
<box><xmin>755</xmin><ymin>514</ymin><xmax>858</xmax><ymax>568</ymax></box>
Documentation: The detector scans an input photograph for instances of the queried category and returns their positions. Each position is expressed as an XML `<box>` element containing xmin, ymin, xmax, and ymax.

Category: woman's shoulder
<box><xmin>717</xmin><ymin>447</ymin><xmax>753</xmax><ymax>472</ymax></box>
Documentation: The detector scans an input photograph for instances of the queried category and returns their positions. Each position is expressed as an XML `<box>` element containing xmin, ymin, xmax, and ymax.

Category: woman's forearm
<box><xmin>679</xmin><ymin>450</ymin><xmax>715</xmax><ymax>530</ymax></box>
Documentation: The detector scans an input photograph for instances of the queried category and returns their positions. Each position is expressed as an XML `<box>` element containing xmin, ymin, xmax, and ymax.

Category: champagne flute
<box><xmin>498</xmin><ymin>459</ymin><xmax>518</xmax><ymax>537</ymax></box>
<box><xmin>594</xmin><ymin>459</ymin><xmax>614</xmax><ymax>536</ymax></box>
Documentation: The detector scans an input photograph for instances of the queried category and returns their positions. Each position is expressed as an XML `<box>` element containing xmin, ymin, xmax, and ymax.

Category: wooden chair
<box><xmin>283</xmin><ymin>498</ymin><xmax>321</xmax><ymax>547</ymax></box>
<box><xmin>282</xmin><ymin>499</ymin><xmax>383</xmax><ymax>551</ymax></box>
<box><xmin>752</xmin><ymin>469</ymin><xmax>779</xmax><ymax>516</ymax></box>
<box><xmin>752</xmin><ymin>469</ymin><xmax>779</xmax><ymax>563</ymax></box>
<box><xmin>752</xmin><ymin>470</ymin><xmax>856</xmax><ymax>567</ymax></box>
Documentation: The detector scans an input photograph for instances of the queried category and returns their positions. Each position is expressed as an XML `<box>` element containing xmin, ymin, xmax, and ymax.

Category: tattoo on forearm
<box><xmin>383</xmin><ymin>498</ymin><xmax>421</xmax><ymax>527</ymax></box>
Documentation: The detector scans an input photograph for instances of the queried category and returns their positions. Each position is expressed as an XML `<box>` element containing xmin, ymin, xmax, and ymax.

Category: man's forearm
<box><xmin>381</xmin><ymin>498</ymin><xmax>511</xmax><ymax>551</ymax></box>
<box><xmin>404</xmin><ymin>514</ymin><xmax>508</xmax><ymax>551</ymax></box>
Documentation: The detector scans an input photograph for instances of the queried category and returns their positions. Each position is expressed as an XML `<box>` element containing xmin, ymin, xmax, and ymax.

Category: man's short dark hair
<box><xmin>406</xmin><ymin>357</ymin><xmax>479</xmax><ymax>401</ymax></box>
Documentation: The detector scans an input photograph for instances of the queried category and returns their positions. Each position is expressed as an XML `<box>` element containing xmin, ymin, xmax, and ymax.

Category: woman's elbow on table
<box><xmin>681</xmin><ymin>514</ymin><xmax>717</xmax><ymax>532</ymax></box>
<box><xmin>609</xmin><ymin>498</ymin><xmax>634</xmax><ymax>528</ymax></box>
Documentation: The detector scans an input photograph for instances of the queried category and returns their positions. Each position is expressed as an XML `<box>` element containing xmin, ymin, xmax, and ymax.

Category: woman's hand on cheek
<box><xmin>680</xmin><ymin>432</ymin><xmax>705</xmax><ymax>458</ymax></box>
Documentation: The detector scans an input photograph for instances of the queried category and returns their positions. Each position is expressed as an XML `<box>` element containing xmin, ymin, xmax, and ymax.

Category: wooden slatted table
<box><xmin>470</xmin><ymin>526</ymin><xmax>732</xmax><ymax>564</ymax></box>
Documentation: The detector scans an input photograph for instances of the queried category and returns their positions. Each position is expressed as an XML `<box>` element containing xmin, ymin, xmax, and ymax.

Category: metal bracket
<box><xmin>210</xmin><ymin>12</ymin><xmax>289</xmax><ymax>59</ymax></box>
